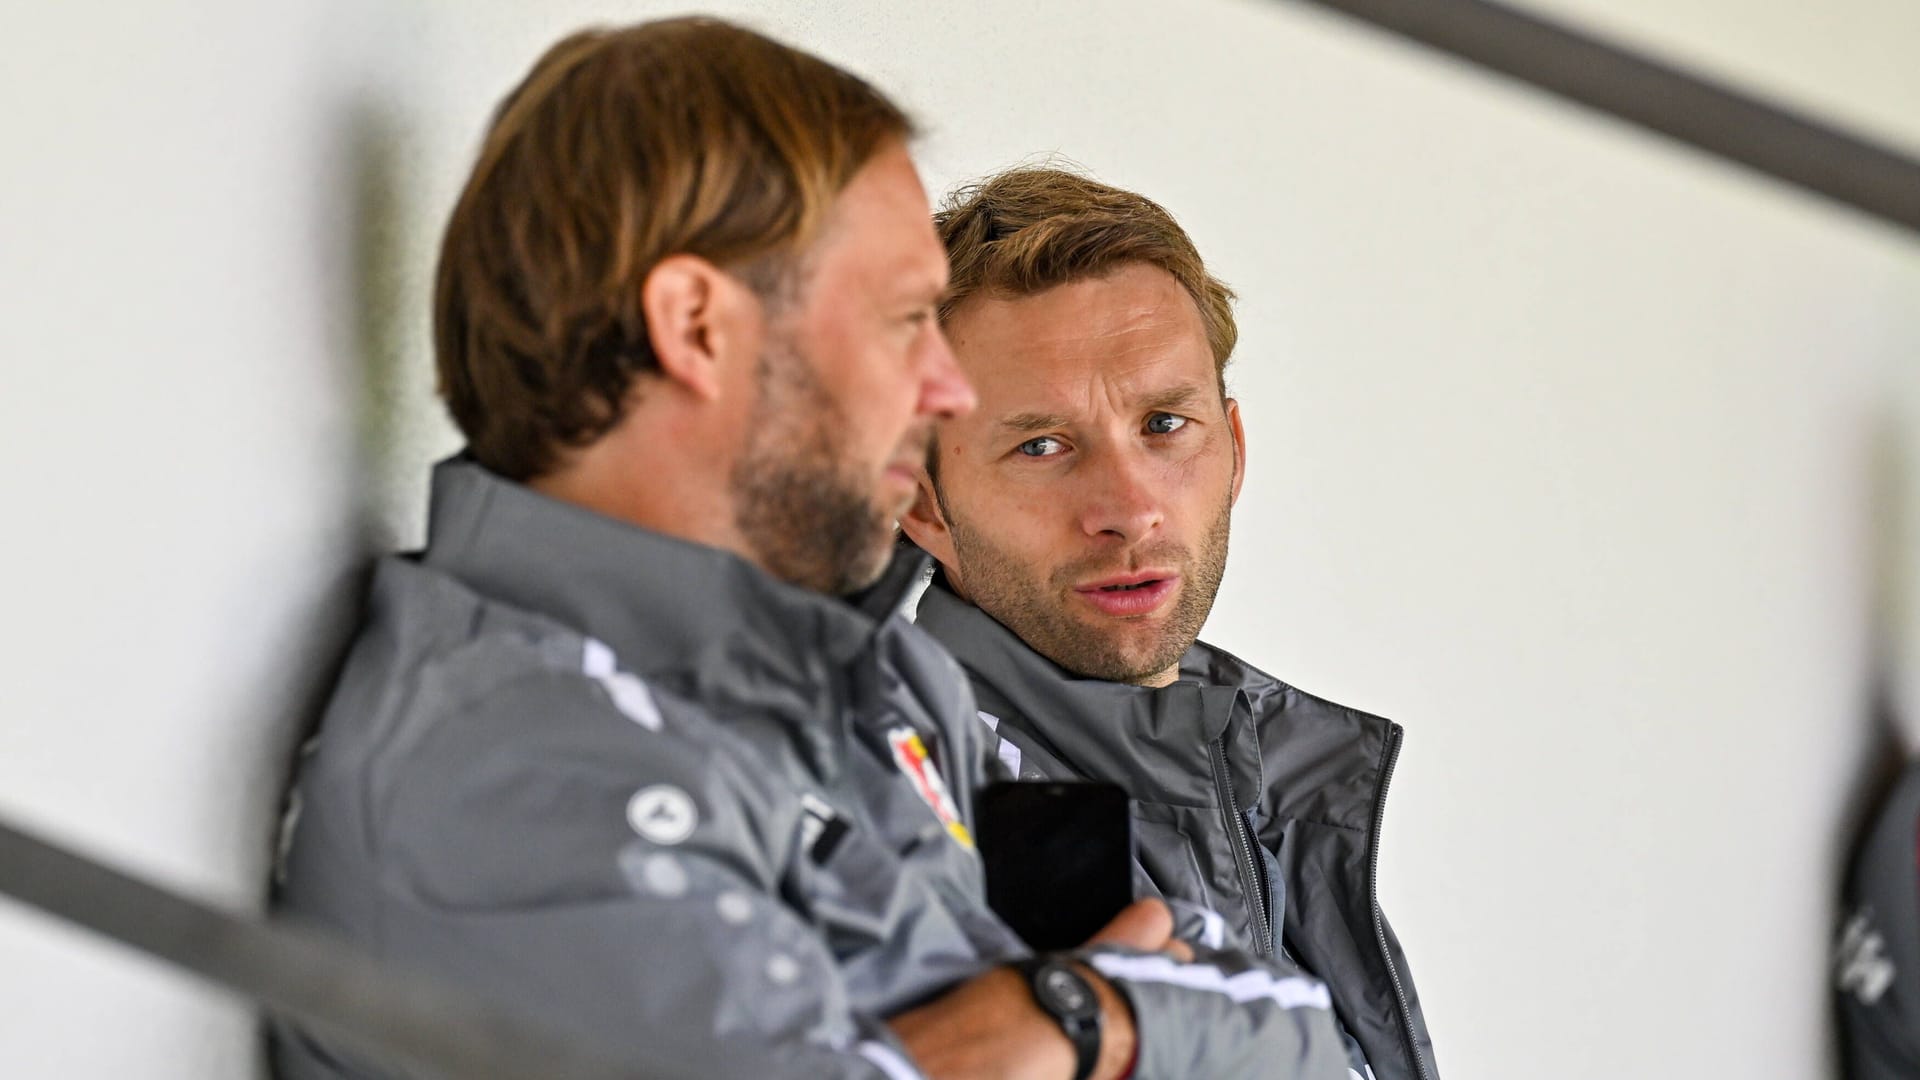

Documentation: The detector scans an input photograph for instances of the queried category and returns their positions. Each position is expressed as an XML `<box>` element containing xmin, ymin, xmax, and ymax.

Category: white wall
<box><xmin>0</xmin><ymin>2</ymin><xmax>377</xmax><ymax>1076</ymax></box>
<box><xmin>1</xmin><ymin>2</ymin><xmax>1915</xmax><ymax>1078</ymax></box>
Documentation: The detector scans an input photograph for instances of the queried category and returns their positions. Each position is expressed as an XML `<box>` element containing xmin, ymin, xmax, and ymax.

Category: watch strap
<box><xmin>1013</xmin><ymin>955</ymin><xmax>1101</xmax><ymax>1080</ymax></box>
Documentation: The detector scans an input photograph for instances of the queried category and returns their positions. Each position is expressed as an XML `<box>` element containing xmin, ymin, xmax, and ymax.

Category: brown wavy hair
<box><xmin>933</xmin><ymin>168</ymin><xmax>1237</xmax><ymax>390</ymax></box>
<box><xmin>434</xmin><ymin>18</ymin><xmax>912</xmax><ymax>480</ymax></box>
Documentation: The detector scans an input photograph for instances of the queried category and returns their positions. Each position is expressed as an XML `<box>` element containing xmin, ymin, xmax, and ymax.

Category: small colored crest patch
<box><xmin>886</xmin><ymin>726</ymin><xmax>974</xmax><ymax>851</ymax></box>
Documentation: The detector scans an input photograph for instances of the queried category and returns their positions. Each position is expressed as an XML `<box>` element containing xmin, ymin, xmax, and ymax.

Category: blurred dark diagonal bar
<box><xmin>1286</xmin><ymin>0</ymin><xmax>1920</xmax><ymax>237</ymax></box>
<box><xmin>3</xmin><ymin>6</ymin><xmax>1918</xmax><ymax>1078</ymax></box>
<box><xmin>0</xmin><ymin>817</ymin><xmax>647</xmax><ymax>1080</ymax></box>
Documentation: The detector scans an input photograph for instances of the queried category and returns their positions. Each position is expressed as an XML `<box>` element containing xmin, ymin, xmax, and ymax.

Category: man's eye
<box><xmin>1146</xmin><ymin>412</ymin><xmax>1188</xmax><ymax>435</ymax></box>
<box><xmin>1016</xmin><ymin>437</ymin><xmax>1064</xmax><ymax>458</ymax></box>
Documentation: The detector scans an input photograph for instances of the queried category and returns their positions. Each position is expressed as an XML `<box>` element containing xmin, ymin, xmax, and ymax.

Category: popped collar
<box><xmin>422</xmin><ymin>455</ymin><xmax>909</xmax><ymax>671</ymax></box>
<box><xmin>915</xmin><ymin>575</ymin><xmax>1442</xmax><ymax>1080</ymax></box>
<box><xmin>270</xmin><ymin>456</ymin><xmax>1362</xmax><ymax>1080</ymax></box>
<box><xmin>420</xmin><ymin>456</ymin><xmax>931</xmax><ymax>784</ymax></box>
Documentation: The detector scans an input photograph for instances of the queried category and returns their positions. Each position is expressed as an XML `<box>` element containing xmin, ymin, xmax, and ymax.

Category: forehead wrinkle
<box><xmin>1023</xmin><ymin>299</ymin><xmax>1169</xmax><ymax>353</ymax></box>
<box><xmin>979</xmin><ymin>337</ymin><xmax>1213</xmax><ymax>435</ymax></box>
<box><xmin>1080</xmin><ymin>344</ymin><xmax>1209</xmax><ymax>413</ymax></box>
<box><xmin>956</xmin><ymin>276</ymin><xmax>1215</xmax><ymax>444</ymax></box>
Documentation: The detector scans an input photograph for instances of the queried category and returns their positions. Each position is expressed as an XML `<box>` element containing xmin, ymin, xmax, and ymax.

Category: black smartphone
<box><xmin>975</xmin><ymin>780</ymin><xmax>1134</xmax><ymax>951</ymax></box>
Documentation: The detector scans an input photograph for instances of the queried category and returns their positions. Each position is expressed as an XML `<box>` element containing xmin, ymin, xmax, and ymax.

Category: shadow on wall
<box><xmin>1824</xmin><ymin>408</ymin><xmax>1919</xmax><ymax>1076</ymax></box>
<box><xmin>1837</xmin><ymin>409</ymin><xmax>1916</xmax><ymax>864</ymax></box>
<box><xmin>220</xmin><ymin>95</ymin><xmax>422</xmax><ymax>1077</ymax></box>
<box><xmin>248</xmin><ymin>96</ymin><xmax>421</xmax><ymax>908</ymax></box>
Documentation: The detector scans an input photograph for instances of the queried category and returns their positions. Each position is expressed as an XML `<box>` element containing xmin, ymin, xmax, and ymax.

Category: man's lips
<box><xmin>887</xmin><ymin>428</ymin><xmax>934</xmax><ymax>478</ymax></box>
<box><xmin>1072</xmin><ymin>572</ymin><xmax>1180</xmax><ymax>617</ymax></box>
<box><xmin>882</xmin><ymin>461</ymin><xmax>921</xmax><ymax>493</ymax></box>
<box><xmin>883</xmin><ymin>443</ymin><xmax>928</xmax><ymax>484</ymax></box>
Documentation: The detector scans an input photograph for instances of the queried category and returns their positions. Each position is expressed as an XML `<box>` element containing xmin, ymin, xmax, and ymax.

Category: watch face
<box><xmin>1040</xmin><ymin>964</ymin><xmax>1095</xmax><ymax>1015</ymax></box>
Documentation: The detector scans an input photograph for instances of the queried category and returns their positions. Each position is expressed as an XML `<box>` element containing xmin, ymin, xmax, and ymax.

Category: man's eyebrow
<box><xmin>899</xmin><ymin>268</ymin><xmax>949</xmax><ymax>306</ymax></box>
<box><xmin>992</xmin><ymin>384</ymin><xmax>1215</xmax><ymax>435</ymax></box>
<box><xmin>1138</xmin><ymin>384</ymin><xmax>1209</xmax><ymax>412</ymax></box>
<box><xmin>994</xmin><ymin>410</ymin><xmax>1074</xmax><ymax>434</ymax></box>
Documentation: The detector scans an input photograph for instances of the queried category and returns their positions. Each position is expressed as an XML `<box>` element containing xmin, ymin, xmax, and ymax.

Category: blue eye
<box><xmin>1146</xmin><ymin>413</ymin><xmax>1187</xmax><ymax>435</ymax></box>
<box><xmin>1016</xmin><ymin>437</ymin><xmax>1064</xmax><ymax>457</ymax></box>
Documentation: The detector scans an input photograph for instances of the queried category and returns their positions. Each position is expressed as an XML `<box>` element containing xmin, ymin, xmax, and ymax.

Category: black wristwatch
<box><xmin>1013</xmin><ymin>955</ymin><xmax>1102</xmax><ymax>1080</ymax></box>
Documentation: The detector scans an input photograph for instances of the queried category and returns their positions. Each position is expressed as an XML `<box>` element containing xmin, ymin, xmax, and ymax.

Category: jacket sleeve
<box><xmin>376</xmin><ymin>668</ymin><xmax>923</xmax><ymax>1080</ymax></box>
<box><xmin>887</xmin><ymin>626</ymin><xmax>1355</xmax><ymax>1080</ymax></box>
<box><xmin>1078</xmin><ymin>943</ymin><xmax>1354</xmax><ymax>1080</ymax></box>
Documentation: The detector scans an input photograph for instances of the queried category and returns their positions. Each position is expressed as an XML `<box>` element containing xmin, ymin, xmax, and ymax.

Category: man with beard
<box><xmin>272</xmin><ymin>21</ymin><xmax>1354</xmax><ymax>1080</ymax></box>
<box><xmin>901</xmin><ymin>169</ymin><xmax>1442</xmax><ymax>1080</ymax></box>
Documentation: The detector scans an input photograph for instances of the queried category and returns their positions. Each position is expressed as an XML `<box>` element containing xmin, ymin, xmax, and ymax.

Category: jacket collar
<box><xmin>419</xmin><ymin>456</ymin><xmax>924</xmax><ymax>679</ymax></box>
<box><xmin>914</xmin><ymin>577</ymin><xmax>1262</xmax><ymax>807</ymax></box>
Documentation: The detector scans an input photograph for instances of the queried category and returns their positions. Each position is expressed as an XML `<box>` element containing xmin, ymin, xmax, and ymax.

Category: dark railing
<box><xmin>1288</xmin><ymin>0</ymin><xmax>1920</xmax><ymax>237</ymax></box>
<box><xmin>0</xmin><ymin>818</ymin><xmax>645</xmax><ymax>1079</ymax></box>
<box><xmin>4</xmin><ymin>4</ymin><xmax>1917</xmax><ymax>1077</ymax></box>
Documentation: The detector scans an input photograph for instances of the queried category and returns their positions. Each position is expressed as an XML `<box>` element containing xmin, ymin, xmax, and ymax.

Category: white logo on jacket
<box><xmin>1837</xmin><ymin>910</ymin><xmax>1895</xmax><ymax>1005</ymax></box>
<box><xmin>628</xmin><ymin>785</ymin><xmax>698</xmax><ymax>846</ymax></box>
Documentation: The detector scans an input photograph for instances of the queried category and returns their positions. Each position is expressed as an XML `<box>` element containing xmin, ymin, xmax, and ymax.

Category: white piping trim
<box><xmin>995</xmin><ymin>738</ymin><xmax>1023</xmax><ymax>777</ymax></box>
<box><xmin>582</xmin><ymin>637</ymin><xmax>616</xmax><ymax>678</ymax></box>
<box><xmin>1087</xmin><ymin>954</ymin><xmax>1332</xmax><ymax>1011</ymax></box>
<box><xmin>975</xmin><ymin>711</ymin><xmax>1022</xmax><ymax>775</ymax></box>
<box><xmin>855</xmin><ymin>1039</ymin><xmax>925</xmax><ymax>1080</ymax></box>
<box><xmin>581</xmin><ymin>637</ymin><xmax>663</xmax><ymax>731</ymax></box>
<box><xmin>1167</xmin><ymin>898</ymin><xmax>1228</xmax><ymax>951</ymax></box>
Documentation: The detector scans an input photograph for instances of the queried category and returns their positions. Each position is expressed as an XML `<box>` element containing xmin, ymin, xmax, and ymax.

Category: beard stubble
<box><xmin>946</xmin><ymin>490</ymin><xmax>1233</xmax><ymax>684</ymax></box>
<box><xmin>729</xmin><ymin>339</ymin><xmax>905</xmax><ymax>596</ymax></box>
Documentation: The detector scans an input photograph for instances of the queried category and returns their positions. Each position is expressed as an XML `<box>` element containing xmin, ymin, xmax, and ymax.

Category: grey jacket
<box><xmin>270</xmin><ymin>458</ymin><xmax>1355</xmax><ymax>1079</ymax></box>
<box><xmin>1836</xmin><ymin>761</ymin><xmax>1920</xmax><ymax>1080</ymax></box>
<box><xmin>916</xmin><ymin>579</ymin><xmax>1440</xmax><ymax>1080</ymax></box>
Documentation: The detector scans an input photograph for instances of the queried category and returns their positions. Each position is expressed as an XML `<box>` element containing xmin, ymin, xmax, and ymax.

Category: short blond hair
<box><xmin>934</xmin><ymin>168</ymin><xmax>1236</xmax><ymax>386</ymax></box>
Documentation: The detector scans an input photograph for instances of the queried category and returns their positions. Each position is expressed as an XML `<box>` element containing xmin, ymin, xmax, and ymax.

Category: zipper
<box><xmin>1209</xmin><ymin>737</ymin><xmax>1274</xmax><ymax>957</ymax></box>
<box><xmin>1371</xmin><ymin>726</ymin><xmax>1432</xmax><ymax>1080</ymax></box>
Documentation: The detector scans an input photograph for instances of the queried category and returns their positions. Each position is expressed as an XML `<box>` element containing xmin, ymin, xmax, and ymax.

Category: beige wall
<box><xmin>2</xmin><ymin>2</ymin><xmax>1915</xmax><ymax>1077</ymax></box>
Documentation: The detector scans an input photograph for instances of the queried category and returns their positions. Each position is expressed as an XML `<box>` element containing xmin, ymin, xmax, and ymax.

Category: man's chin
<box><xmin>838</xmin><ymin>530</ymin><xmax>901</xmax><ymax>595</ymax></box>
<box><xmin>880</xmin><ymin>492</ymin><xmax>917</xmax><ymax>526</ymax></box>
<box><xmin>1037</xmin><ymin>623</ymin><xmax>1179</xmax><ymax>684</ymax></box>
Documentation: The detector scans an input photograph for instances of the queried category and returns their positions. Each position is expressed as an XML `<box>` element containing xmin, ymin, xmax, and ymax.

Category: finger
<box><xmin>1162</xmin><ymin>938</ymin><xmax>1194</xmax><ymax>963</ymax></box>
<box><xmin>1084</xmin><ymin>898</ymin><xmax>1173</xmax><ymax>951</ymax></box>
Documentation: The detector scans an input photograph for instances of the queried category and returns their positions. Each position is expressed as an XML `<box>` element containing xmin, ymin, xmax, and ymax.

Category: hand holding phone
<box><xmin>975</xmin><ymin>780</ymin><xmax>1134</xmax><ymax>951</ymax></box>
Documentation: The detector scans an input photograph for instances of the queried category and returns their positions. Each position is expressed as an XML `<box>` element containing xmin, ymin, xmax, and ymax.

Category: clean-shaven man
<box><xmin>273</xmin><ymin>22</ymin><xmax>1353</xmax><ymax>1080</ymax></box>
<box><xmin>902</xmin><ymin>168</ymin><xmax>1441</xmax><ymax>1080</ymax></box>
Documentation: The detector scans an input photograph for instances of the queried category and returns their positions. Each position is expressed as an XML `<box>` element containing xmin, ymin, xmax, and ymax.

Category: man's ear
<box><xmin>900</xmin><ymin>471</ymin><xmax>960</xmax><ymax>575</ymax></box>
<box><xmin>640</xmin><ymin>254</ymin><xmax>753</xmax><ymax>402</ymax></box>
<box><xmin>1226</xmin><ymin>397</ymin><xmax>1248</xmax><ymax>505</ymax></box>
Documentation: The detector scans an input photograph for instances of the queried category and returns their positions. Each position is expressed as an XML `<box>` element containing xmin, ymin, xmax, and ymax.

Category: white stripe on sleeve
<box><xmin>1165</xmin><ymin>897</ymin><xmax>1228</xmax><ymax>951</ymax></box>
<box><xmin>1087</xmin><ymin>953</ymin><xmax>1333</xmax><ymax>1011</ymax></box>
<box><xmin>855</xmin><ymin>1039</ymin><xmax>925</xmax><ymax>1080</ymax></box>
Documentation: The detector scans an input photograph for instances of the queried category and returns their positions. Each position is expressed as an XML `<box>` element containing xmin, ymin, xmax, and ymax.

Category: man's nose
<box><xmin>917</xmin><ymin>325</ymin><xmax>977</xmax><ymax>420</ymax></box>
<box><xmin>1077</xmin><ymin>447</ymin><xmax>1166</xmax><ymax>544</ymax></box>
